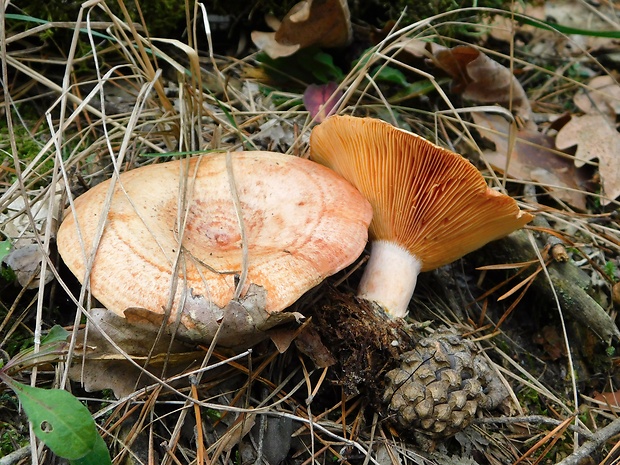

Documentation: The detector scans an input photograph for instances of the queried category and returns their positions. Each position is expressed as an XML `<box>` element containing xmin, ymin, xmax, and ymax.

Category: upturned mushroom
<box><xmin>310</xmin><ymin>115</ymin><xmax>533</xmax><ymax>318</ymax></box>
<box><xmin>57</xmin><ymin>151</ymin><xmax>372</xmax><ymax>348</ymax></box>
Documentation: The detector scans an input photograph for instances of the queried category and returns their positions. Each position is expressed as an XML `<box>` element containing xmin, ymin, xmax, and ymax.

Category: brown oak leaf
<box><xmin>556</xmin><ymin>114</ymin><xmax>620</xmax><ymax>205</ymax></box>
<box><xmin>473</xmin><ymin>112</ymin><xmax>589</xmax><ymax>209</ymax></box>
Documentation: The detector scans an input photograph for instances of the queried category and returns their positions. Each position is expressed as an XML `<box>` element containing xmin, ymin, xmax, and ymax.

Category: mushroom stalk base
<box><xmin>358</xmin><ymin>240</ymin><xmax>422</xmax><ymax>319</ymax></box>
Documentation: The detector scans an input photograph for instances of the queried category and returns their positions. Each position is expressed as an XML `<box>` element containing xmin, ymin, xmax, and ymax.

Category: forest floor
<box><xmin>1</xmin><ymin>1</ymin><xmax>620</xmax><ymax>464</ymax></box>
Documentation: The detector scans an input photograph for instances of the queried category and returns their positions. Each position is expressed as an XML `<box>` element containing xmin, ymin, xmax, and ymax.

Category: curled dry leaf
<box><xmin>486</xmin><ymin>3</ymin><xmax>619</xmax><ymax>57</ymax></box>
<box><xmin>555</xmin><ymin>114</ymin><xmax>620</xmax><ymax>205</ymax></box>
<box><xmin>433</xmin><ymin>45</ymin><xmax>532</xmax><ymax>121</ymax></box>
<box><xmin>473</xmin><ymin>112</ymin><xmax>589</xmax><ymax>209</ymax></box>
<box><xmin>251</xmin><ymin>0</ymin><xmax>352</xmax><ymax>59</ymax></box>
<box><xmin>293</xmin><ymin>325</ymin><xmax>336</xmax><ymax>368</ymax></box>
<box><xmin>481</xmin><ymin>2</ymin><xmax>552</xmax><ymax>45</ymax></box>
<box><xmin>0</xmin><ymin>189</ymin><xmax>63</xmax><ymax>240</ymax></box>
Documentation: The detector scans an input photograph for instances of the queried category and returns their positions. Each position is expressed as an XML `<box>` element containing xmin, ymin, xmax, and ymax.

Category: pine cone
<box><xmin>383</xmin><ymin>327</ymin><xmax>505</xmax><ymax>438</ymax></box>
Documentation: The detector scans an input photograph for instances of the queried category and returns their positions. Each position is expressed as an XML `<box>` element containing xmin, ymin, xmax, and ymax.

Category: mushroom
<box><xmin>251</xmin><ymin>0</ymin><xmax>352</xmax><ymax>59</ymax></box>
<box><xmin>57</xmin><ymin>151</ymin><xmax>372</xmax><ymax>348</ymax></box>
<box><xmin>309</xmin><ymin>115</ymin><xmax>534</xmax><ymax>318</ymax></box>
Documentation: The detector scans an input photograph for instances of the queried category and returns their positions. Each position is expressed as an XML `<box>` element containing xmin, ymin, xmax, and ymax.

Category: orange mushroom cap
<box><xmin>57</xmin><ymin>152</ymin><xmax>372</xmax><ymax>346</ymax></box>
<box><xmin>310</xmin><ymin>115</ymin><xmax>533</xmax><ymax>317</ymax></box>
<box><xmin>310</xmin><ymin>115</ymin><xmax>533</xmax><ymax>270</ymax></box>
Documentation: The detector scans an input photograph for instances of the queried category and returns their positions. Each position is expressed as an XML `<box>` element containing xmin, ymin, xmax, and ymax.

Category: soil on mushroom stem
<box><xmin>307</xmin><ymin>288</ymin><xmax>416</xmax><ymax>401</ymax></box>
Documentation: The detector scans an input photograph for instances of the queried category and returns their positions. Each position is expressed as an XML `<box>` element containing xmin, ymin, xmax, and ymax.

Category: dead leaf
<box><xmin>573</xmin><ymin>75</ymin><xmax>620</xmax><ymax>119</ymax></box>
<box><xmin>294</xmin><ymin>325</ymin><xmax>336</xmax><ymax>367</ymax></box>
<box><xmin>303</xmin><ymin>82</ymin><xmax>342</xmax><ymax>122</ymax></box>
<box><xmin>544</xmin><ymin>0</ymin><xmax>620</xmax><ymax>55</ymax></box>
<box><xmin>487</xmin><ymin>3</ymin><xmax>620</xmax><ymax>57</ymax></box>
<box><xmin>220</xmin><ymin>414</ymin><xmax>256</xmax><ymax>453</ymax></box>
<box><xmin>69</xmin><ymin>308</ymin><xmax>196</xmax><ymax>397</ymax></box>
<box><xmin>251</xmin><ymin>0</ymin><xmax>351</xmax><ymax>59</ymax></box>
<box><xmin>473</xmin><ymin>112</ymin><xmax>589</xmax><ymax>209</ymax></box>
<box><xmin>248</xmin><ymin>416</ymin><xmax>293</xmax><ymax>465</ymax></box>
<box><xmin>268</xmin><ymin>327</ymin><xmax>299</xmax><ymax>353</ymax></box>
<box><xmin>398</xmin><ymin>38</ymin><xmax>447</xmax><ymax>58</ymax></box>
<box><xmin>3</xmin><ymin>243</ymin><xmax>54</xmax><ymax>288</ymax></box>
<box><xmin>556</xmin><ymin>114</ymin><xmax>620</xmax><ymax>205</ymax></box>
<box><xmin>532</xmin><ymin>325</ymin><xmax>566</xmax><ymax>360</ymax></box>
<box><xmin>593</xmin><ymin>391</ymin><xmax>620</xmax><ymax>412</ymax></box>
<box><xmin>481</xmin><ymin>3</ymin><xmax>543</xmax><ymax>43</ymax></box>
<box><xmin>433</xmin><ymin>45</ymin><xmax>532</xmax><ymax>121</ymax></box>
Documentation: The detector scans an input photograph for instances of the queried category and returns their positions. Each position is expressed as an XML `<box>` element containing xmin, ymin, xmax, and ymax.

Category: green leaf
<box><xmin>371</xmin><ymin>66</ymin><xmax>409</xmax><ymax>87</ymax></box>
<box><xmin>3</xmin><ymin>326</ymin><xmax>70</xmax><ymax>373</ymax></box>
<box><xmin>10</xmin><ymin>382</ymin><xmax>99</xmax><ymax>460</ymax></box>
<box><xmin>256</xmin><ymin>48</ymin><xmax>343</xmax><ymax>84</ymax></box>
<box><xmin>41</xmin><ymin>325</ymin><xmax>70</xmax><ymax>345</ymax></box>
<box><xmin>389</xmin><ymin>79</ymin><xmax>439</xmax><ymax>103</ymax></box>
<box><xmin>0</xmin><ymin>240</ymin><xmax>11</xmax><ymax>262</ymax></box>
<box><xmin>71</xmin><ymin>433</ymin><xmax>112</xmax><ymax>465</ymax></box>
<box><xmin>311</xmin><ymin>51</ymin><xmax>344</xmax><ymax>82</ymax></box>
<box><xmin>516</xmin><ymin>14</ymin><xmax>620</xmax><ymax>38</ymax></box>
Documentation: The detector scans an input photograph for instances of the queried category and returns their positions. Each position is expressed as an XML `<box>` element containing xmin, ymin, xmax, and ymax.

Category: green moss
<box><xmin>517</xmin><ymin>386</ymin><xmax>548</xmax><ymax>415</ymax></box>
<box><xmin>0</xmin><ymin>420</ymin><xmax>29</xmax><ymax>456</ymax></box>
<box><xmin>13</xmin><ymin>0</ymin><xmax>190</xmax><ymax>39</ymax></box>
<box><xmin>0</xmin><ymin>125</ymin><xmax>52</xmax><ymax>186</ymax></box>
<box><xmin>0</xmin><ymin>265</ymin><xmax>16</xmax><ymax>284</ymax></box>
<box><xmin>0</xmin><ymin>127</ymin><xmax>41</xmax><ymax>159</ymax></box>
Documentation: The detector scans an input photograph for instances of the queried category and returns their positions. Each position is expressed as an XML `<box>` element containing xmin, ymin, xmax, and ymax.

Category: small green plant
<box><xmin>257</xmin><ymin>48</ymin><xmax>344</xmax><ymax>84</ymax></box>
<box><xmin>0</xmin><ymin>421</ymin><xmax>29</xmax><ymax>456</ymax></box>
<box><xmin>0</xmin><ymin>326</ymin><xmax>111</xmax><ymax>464</ymax></box>
<box><xmin>0</xmin><ymin>240</ymin><xmax>16</xmax><ymax>282</ymax></box>
<box><xmin>0</xmin><ymin>240</ymin><xmax>11</xmax><ymax>262</ymax></box>
<box><xmin>517</xmin><ymin>386</ymin><xmax>548</xmax><ymax>416</ymax></box>
<box><xmin>604</xmin><ymin>261</ymin><xmax>618</xmax><ymax>282</ymax></box>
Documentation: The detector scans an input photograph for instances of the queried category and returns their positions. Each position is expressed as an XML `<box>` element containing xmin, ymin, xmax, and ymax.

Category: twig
<box><xmin>475</xmin><ymin>415</ymin><xmax>594</xmax><ymax>440</ymax></box>
<box><xmin>479</xmin><ymin>229</ymin><xmax>620</xmax><ymax>343</ymax></box>
<box><xmin>0</xmin><ymin>446</ymin><xmax>30</xmax><ymax>465</ymax></box>
<box><xmin>556</xmin><ymin>416</ymin><xmax>620</xmax><ymax>465</ymax></box>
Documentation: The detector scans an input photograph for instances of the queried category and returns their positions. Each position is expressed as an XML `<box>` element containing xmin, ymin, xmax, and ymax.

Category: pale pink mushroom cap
<box><xmin>57</xmin><ymin>152</ymin><xmax>372</xmax><ymax>346</ymax></box>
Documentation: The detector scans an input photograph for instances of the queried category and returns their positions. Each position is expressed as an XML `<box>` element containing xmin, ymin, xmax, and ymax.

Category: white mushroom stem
<box><xmin>357</xmin><ymin>240</ymin><xmax>422</xmax><ymax>319</ymax></box>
